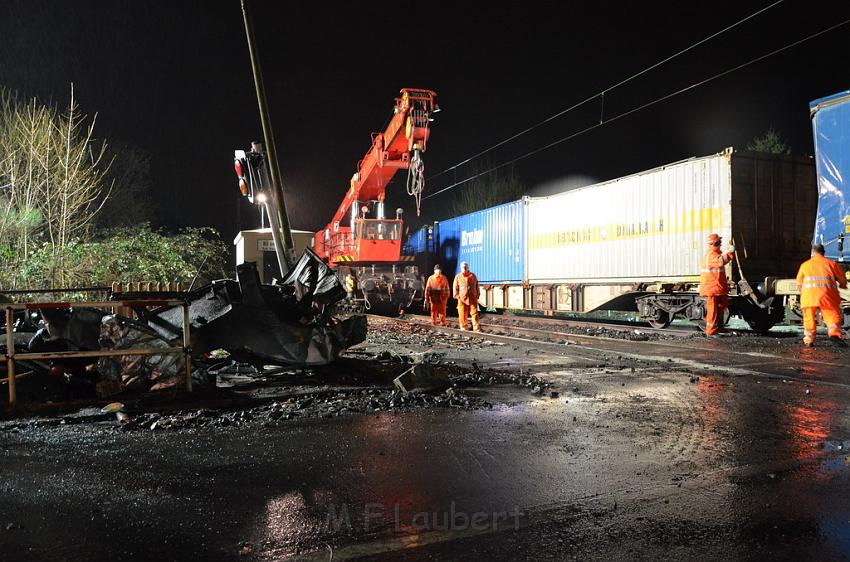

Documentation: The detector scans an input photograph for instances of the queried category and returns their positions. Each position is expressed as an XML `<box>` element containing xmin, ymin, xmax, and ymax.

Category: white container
<box><xmin>527</xmin><ymin>150</ymin><xmax>734</xmax><ymax>284</ymax></box>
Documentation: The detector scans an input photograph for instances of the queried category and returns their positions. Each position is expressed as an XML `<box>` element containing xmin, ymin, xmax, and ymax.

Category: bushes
<box><xmin>0</xmin><ymin>224</ymin><xmax>229</xmax><ymax>292</ymax></box>
<box><xmin>87</xmin><ymin>224</ymin><xmax>229</xmax><ymax>285</ymax></box>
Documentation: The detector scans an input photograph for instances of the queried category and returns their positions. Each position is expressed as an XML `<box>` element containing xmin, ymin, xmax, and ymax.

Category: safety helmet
<box><xmin>434</xmin><ymin>264</ymin><xmax>441</xmax><ymax>271</ymax></box>
<box><xmin>707</xmin><ymin>233</ymin><xmax>721</xmax><ymax>245</ymax></box>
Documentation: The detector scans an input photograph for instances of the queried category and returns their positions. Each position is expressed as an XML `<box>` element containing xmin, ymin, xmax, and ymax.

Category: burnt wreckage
<box><xmin>143</xmin><ymin>249</ymin><xmax>367</xmax><ymax>365</ymax></box>
<box><xmin>1</xmin><ymin>249</ymin><xmax>367</xmax><ymax>401</ymax></box>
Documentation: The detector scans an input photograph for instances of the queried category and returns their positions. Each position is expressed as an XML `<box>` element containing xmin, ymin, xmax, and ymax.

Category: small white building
<box><xmin>233</xmin><ymin>228</ymin><xmax>315</xmax><ymax>283</ymax></box>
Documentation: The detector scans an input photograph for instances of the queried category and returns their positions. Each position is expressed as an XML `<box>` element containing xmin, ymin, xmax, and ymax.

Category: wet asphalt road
<box><xmin>2</xmin><ymin>321</ymin><xmax>850</xmax><ymax>561</ymax></box>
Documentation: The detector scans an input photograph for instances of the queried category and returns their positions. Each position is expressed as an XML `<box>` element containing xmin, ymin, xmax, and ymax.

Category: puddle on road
<box><xmin>819</xmin><ymin>454</ymin><xmax>850</xmax><ymax>476</ymax></box>
<box><xmin>821</xmin><ymin>511</ymin><xmax>850</xmax><ymax>558</ymax></box>
<box><xmin>822</xmin><ymin>440</ymin><xmax>850</xmax><ymax>453</ymax></box>
<box><xmin>818</xmin><ymin>440</ymin><xmax>850</xmax><ymax>477</ymax></box>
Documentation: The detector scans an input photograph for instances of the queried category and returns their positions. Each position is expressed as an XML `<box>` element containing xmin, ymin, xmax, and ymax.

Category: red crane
<box><xmin>313</xmin><ymin>88</ymin><xmax>438</xmax><ymax>266</ymax></box>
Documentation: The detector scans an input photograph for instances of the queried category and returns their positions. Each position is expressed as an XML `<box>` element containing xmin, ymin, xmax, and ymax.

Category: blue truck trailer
<box><xmin>811</xmin><ymin>90</ymin><xmax>850</xmax><ymax>262</ymax></box>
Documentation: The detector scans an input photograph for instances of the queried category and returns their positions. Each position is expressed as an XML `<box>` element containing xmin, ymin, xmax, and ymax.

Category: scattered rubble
<box><xmin>110</xmin><ymin>363</ymin><xmax>551</xmax><ymax>431</ymax></box>
<box><xmin>0</xmin><ymin>356</ymin><xmax>555</xmax><ymax>432</ymax></box>
<box><xmin>476</xmin><ymin>315</ymin><xmax>693</xmax><ymax>342</ymax></box>
<box><xmin>393</xmin><ymin>364</ymin><xmax>450</xmax><ymax>394</ymax></box>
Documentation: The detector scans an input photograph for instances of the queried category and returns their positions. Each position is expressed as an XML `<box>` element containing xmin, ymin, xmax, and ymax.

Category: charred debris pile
<box><xmin>1</xmin><ymin>250</ymin><xmax>366</xmax><ymax>408</ymax></box>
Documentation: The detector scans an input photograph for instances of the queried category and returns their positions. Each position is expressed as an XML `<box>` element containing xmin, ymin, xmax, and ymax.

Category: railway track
<box><xmin>369</xmin><ymin>314</ymin><xmax>849</xmax><ymax>390</ymax></box>
<box><xmin>404</xmin><ymin>312</ymin><xmax>698</xmax><ymax>338</ymax></box>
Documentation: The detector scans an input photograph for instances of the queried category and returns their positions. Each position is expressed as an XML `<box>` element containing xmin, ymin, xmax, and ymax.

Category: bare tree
<box><xmin>0</xmin><ymin>85</ymin><xmax>111</xmax><ymax>288</ymax></box>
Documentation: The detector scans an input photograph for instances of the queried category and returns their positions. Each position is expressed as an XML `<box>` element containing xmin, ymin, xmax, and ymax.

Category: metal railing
<box><xmin>3</xmin><ymin>299</ymin><xmax>192</xmax><ymax>408</ymax></box>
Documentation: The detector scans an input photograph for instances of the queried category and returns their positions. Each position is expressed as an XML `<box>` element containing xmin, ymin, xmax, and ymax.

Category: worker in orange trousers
<box><xmin>424</xmin><ymin>264</ymin><xmax>450</xmax><ymax>326</ymax></box>
<box><xmin>700</xmin><ymin>233</ymin><xmax>735</xmax><ymax>336</ymax></box>
<box><xmin>453</xmin><ymin>261</ymin><xmax>481</xmax><ymax>332</ymax></box>
<box><xmin>796</xmin><ymin>243</ymin><xmax>847</xmax><ymax>347</ymax></box>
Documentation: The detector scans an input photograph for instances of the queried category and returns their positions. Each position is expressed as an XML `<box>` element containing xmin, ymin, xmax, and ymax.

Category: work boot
<box><xmin>830</xmin><ymin>335</ymin><xmax>847</xmax><ymax>348</ymax></box>
<box><xmin>803</xmin><ymin>339</ymin><xmax>815</xmax><ymax>348</ymax></box>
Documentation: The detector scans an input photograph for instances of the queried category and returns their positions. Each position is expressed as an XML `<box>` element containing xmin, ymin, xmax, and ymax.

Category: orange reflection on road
<box><xmin>696</xmin><ymin>376</ymin><xmax>725</xmax><ymax>426</ymax></box>
<box><xmin>695</xmin><ymin>376</ymin><xmax>727</xmax><ymax>457</ymax></box>
<box><xmin>785</xmin><ymin>391</ymin><xmax>836</xmax><ymax>474</ymax></box>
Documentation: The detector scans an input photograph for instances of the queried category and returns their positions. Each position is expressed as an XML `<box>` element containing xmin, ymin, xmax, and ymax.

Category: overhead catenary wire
<box><xmin>427</xmin><ymin>0</ymin><xmax>786</xmax><ymax>182</ymax></box>
<box><xmin>423</xmin><ymin>18</ymin><xmax>850</xmax><ymax>202</ymax></box>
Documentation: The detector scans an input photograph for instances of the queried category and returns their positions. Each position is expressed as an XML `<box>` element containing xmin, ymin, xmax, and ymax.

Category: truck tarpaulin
<box><xmin>811</xmin><ymin>90</ymin><xmax>850</xmax><ymax>262</ymax></box>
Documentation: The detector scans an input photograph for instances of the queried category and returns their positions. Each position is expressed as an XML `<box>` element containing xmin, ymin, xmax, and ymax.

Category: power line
<box><xmin>423</xmin><ymin>18</ymin><xmax>850</xmax><ymax>202</ymax></box>
<box><xmin>427</xmin><ymin>0</ymin><xmax>785</xmax><ymax>182</ymax></box>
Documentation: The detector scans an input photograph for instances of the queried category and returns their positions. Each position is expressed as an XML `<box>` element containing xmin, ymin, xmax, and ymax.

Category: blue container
<box><xmin>811</xmin><ymin>90</ymin><xmax>850</xmax><ymax>262</ymax></box>
<box><xmin>403</xmin><ymin>225</ymin><xmax>434</xmax><ymax>256</ymax></box>
<box><xmin>436</xmin><ymin>200</ymin><xmax>526</xmax><ymax>283</ymax></box>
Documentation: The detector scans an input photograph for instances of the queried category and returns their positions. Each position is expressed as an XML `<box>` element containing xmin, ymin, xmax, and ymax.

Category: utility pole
<box><xmin>240</xmin><ymin>0</ymin><xmax>295</xmax><ymax>273</ymax></box>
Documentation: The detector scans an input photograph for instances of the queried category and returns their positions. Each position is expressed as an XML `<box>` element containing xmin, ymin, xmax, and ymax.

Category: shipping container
<box><xmin>526</xmin><ymin>148</ymin><xmax>815</xmax><ymax>286</ymax></box>
<box><xmin>811</xmin><ymin>90</ymin><xmax>850</xmax><ymax>262</ymax></box>
<box><xmin>435</xmin><ymin>200</ymin><xmax>527</xmax><ymax>284</ymax></box>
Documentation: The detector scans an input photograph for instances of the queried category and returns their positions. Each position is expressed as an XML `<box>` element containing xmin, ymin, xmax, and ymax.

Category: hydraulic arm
<box><xmin>314</xmin><ymin>88</ymin><xmax>438</xmax><ymax>266</ymax></box>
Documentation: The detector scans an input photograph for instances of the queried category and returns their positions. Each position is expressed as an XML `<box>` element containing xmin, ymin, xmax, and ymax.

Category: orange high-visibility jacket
<box><xmin>699</xmin><ymin>247</ymin><xmax>734</xmax><ymax>297</ymax></box>
<box><xmin>425</xmin><ymin>273</ymin><xmax>450</xmax><ymax>304</ymax></box>
<box><xmin>796</xmin><ymin>254</ymin><xmax>847</xmax><ymax>309</ymax></box>
<box><xmin>453</xmin><ymin>271</ymin><xmax>480</xmax><ymax>305</ymax></box>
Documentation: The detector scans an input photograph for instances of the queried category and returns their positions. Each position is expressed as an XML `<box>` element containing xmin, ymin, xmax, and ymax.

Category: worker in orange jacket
<box><xmin>700</xmin><ymin>233</ymin><xmax>735</xmax><ymax>336</ymax></box>
<box><xmin>453</xmin><ymin>261</ymin><xmax>481</xmax><ymax>332</ymax></box>
<box><xmin>796</xmin><ymin>243</ymin><xmax>847</xmax><ymax>347</ymax></box>
<box><xmin>424</xmin><ymin>264</ymin><xmax>450</xmax><ymax>326</ymax></box>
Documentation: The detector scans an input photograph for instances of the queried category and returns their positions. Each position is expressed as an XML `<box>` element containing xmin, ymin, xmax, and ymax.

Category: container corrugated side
<box><xmin>527</xmin><ymin>152</ymin><xmax>733</xmax><ymax>284</ymax></box>
<box><xmin>437</xmin><ymin>200</ymin><xmax>526</xmax><ymax>283</ymax></box>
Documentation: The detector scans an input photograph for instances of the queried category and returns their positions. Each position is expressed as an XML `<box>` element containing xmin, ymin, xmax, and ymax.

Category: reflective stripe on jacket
<box><xmin>699</xmin><ymin>248</ymin><xmax>733</xmax><ymax>297</ymax></box>
<box><xmin>425</xmin><ymin>273</ymin><xmax>450</xmax><ymax>303</ymax></box>
<box><xmin>453</xmin><ymin>271</ymin><xmax>480</xmax><ymax>305</ymax></box>
<box><xmin>796</xmin><ymin>254</ymin><xmax>847</xmax><ymax>309</ymax></box>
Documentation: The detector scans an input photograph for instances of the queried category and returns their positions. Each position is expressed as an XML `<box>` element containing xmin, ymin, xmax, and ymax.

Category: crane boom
<box><xmin>314</xmin><ymin>88</ymin><xmax>438</xmax><ymax>266</ymax></box>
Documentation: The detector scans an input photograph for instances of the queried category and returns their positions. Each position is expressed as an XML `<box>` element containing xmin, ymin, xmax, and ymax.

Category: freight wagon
<box><xmin>412</xmin><ymin>147</ymin><xmax>818</xmax><ymax>331</ymax></box>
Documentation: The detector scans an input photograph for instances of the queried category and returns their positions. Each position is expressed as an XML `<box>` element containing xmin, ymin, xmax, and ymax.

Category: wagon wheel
<box><xmin>743</xmin><ymin>298</ymin><xmax>785</xmax><ymax>333</ymax></box>
<box><xmin>745</xmin><ymin>315</ymin><xmax>777</xmax><ymax>333</ymax></box>
<box><xmin>647</xmin><ymin>309</ymin><xmax>672</xmax><ymax>330</ymax></box>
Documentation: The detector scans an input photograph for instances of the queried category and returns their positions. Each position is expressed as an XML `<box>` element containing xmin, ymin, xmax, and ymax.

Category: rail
<box><xmin>3</xmin><ymin>299</ymin><xmax>192</xmax><ymax>408</ymax></box>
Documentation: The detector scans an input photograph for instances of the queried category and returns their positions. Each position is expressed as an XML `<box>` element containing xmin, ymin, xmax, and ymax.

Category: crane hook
<box><xmin>406</xmin><ymin>149</ymin><xmax>425</xmax><ymax>216</ymax></box>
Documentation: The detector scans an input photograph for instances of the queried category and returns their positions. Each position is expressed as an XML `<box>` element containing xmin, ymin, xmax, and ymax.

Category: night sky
<box><xmin>1</xmin><ymin>0</ymin><xmax>848</xmax><ymax>244</ymax></box>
